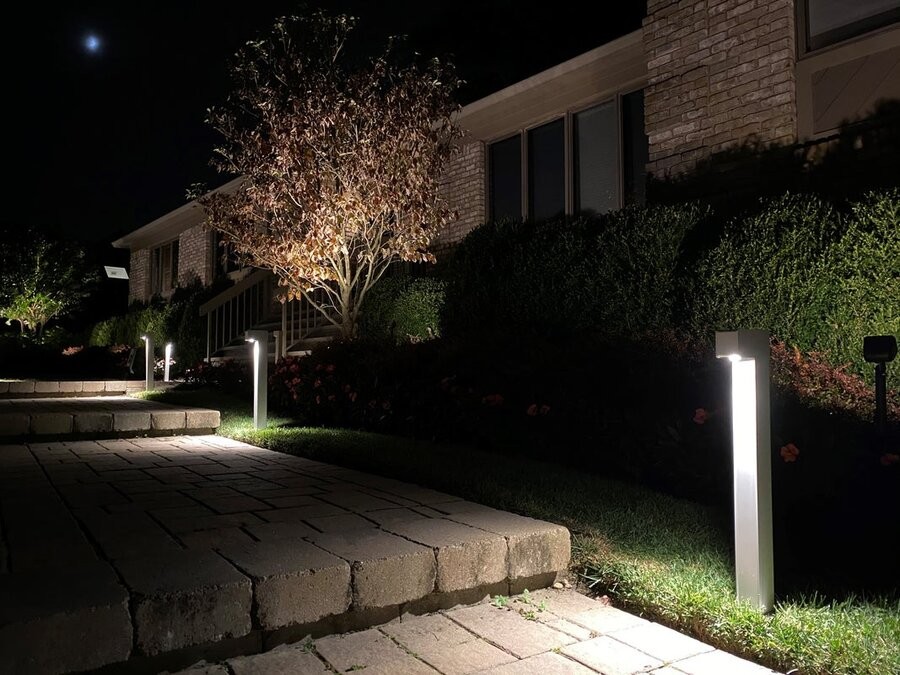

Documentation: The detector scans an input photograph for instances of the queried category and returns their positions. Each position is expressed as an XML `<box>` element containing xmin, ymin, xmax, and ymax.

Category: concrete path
<box><xmin>0</xmin><ymin>435</ymin><xmax>569</xmax><ymax>674</ymax></box>
<box><xmin>173</xmin><ymin>587</ymin><xmax>783</xmax><ymax>675</ymax></box>
<box><xmin>0</xmin><ymin>395</ymin><xmax>220</xmax><ymax>439</ymax></box>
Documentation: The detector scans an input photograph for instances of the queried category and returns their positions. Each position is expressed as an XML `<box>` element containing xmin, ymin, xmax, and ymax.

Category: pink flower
<box><xmin>482</xmin><ymin>394</ymin><xmax>504</xmax><ymax>407</ymax></box>
<box><xmin>693</xmin><ymin>408</ymin><xmax>709</xmax><ymax>425</ymax></box>
<box><xmin>526</xmin><ymin>404</ymin><xmax>538</xmax><ymax>416</ymax></box>
<box><xmin>780</xmin><ymin>443</ymin><xmax>800</xmax><ymax>463</ymax></box>
<box><xmin>880</xmin><ymin>453</ymin><xmax>899</xmax><ymax>467</ymax></box>
<box><xmin>325</xmin><ymin>364</ymin><xmax>336</xmax><ymax>374</ymax></box>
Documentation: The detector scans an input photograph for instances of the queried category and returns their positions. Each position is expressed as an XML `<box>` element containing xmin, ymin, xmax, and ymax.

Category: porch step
<box><xmin>0</xmin><ymin>396</ymin><xmax>220</xmax><ymax>441</ymax></box>
<box><xmin>0</xmin><ymin>380</ymin><xmax>147</xmax><ymax>399</ymax></box>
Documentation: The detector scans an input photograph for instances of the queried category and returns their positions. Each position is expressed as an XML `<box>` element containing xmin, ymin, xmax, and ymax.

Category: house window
<box><xmin>489</xmin><ymin>135</ymin><xmax>522</xmax><ymax>222</ymax></box>
<box><xmin>150</xmin><ymin>240</ymin><xmax>179</xmax><ymax>295</ymax></box>
<box><xmin>805</xmin><ymin>0</ymin><xmax>900</xmax><ymax>51</ymax></box>
<box><xmin>528</xmin><ymin>119</ymin><xmax>565</xmax><ymax>220</ymax></box>
<box><xmin>574</xmin><ymin>102</ymin><xmax>618</xmax><ymax>215</ymax></box>
<box><xmin>488</xmin><ymin>88</ymin><xmax>648</xmax><ymax>221</ymax></box>
<box><xmin>214</xmin><ymin>231</ymin><xmax>241</xmax><ymax>277</ymax></box>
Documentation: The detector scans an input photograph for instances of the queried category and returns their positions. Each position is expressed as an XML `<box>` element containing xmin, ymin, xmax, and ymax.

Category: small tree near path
<box><xmin>198</xmin><ymin>12</ymin><xmax>463</xmax><ymax>339</ymax></box>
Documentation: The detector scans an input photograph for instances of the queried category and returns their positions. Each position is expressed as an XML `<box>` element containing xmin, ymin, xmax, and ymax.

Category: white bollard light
<box><xmin>141</xmin><ymin>335</ymin><xmax>154</xmax><ymax>392</ymax></box>
<box><xmin>715</xmin><ymin>329</ymin><xmax>774</xmax><ymax>612</ymax></box>
<box><xmin>164</xmin><ymin>343</ymin><xmax>173</xmax><ymax>383</ymax></box>
<box><xmin>245</xmin><ymin>330</ymin><xmax>268</xmax><ymax>430</ymax></box>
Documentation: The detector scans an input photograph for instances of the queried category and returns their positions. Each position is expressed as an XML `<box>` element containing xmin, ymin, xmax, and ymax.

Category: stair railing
<box><xmin>280</xmin><ymin>287</ymin><xmax>335</xmax><ymax>357</ymax></box>
<box><xmin>199</xmin><ymin>269</ymin><xmax>276</xmax><ymax>360</ymax></box>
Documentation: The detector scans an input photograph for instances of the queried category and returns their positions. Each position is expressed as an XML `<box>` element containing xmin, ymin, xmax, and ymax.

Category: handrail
<box><xmin>199</xmin><ymin>268</ymin><xmax>273</xmax><ymax>317</ymax></box>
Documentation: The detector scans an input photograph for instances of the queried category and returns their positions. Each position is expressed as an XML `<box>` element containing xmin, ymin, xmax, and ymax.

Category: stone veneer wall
<box><xmin>128</xmin><ymin>249</ymin><xmax>150</xmax><ymax>305</ymax></box>
<box><xmin>178</xmin><ymin>225</ymin><xmax>214</xmax><ymax>288</ymax></box>
<box><xmin>643</xmin><ymin>0</ymin><xmax>798</xmax><ymax>178</ymax></box>
<box><xmin>431</xmin><ymin>140</ymin><xmax>485</xmax><ymax>256</ymax></box>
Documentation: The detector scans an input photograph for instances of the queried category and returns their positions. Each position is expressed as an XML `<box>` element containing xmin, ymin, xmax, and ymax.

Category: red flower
<box><xmin>780</xmin><ymin>443</ymin><xmax>800</xmax><ymax>462</ymax></box>
<box><xmin>482</xmin><ymin>393</ymin><xmax>504</xmax><ymax>407</ymax></box>
<box><xmin>325</xmin><ymin>364</ymin><xmax>336</xmax><ymax>374</ymax></box>
<box><xmin>314</xmin><ymin>378</ymin><xmax>322</xmax><ymax>389</ymax></box>
<box><xmin>693</xmin><ymin>408</ymin><xmax>709</xmax><ymax>425</ymax></box>
<box><xmin>880</xmin><ymin>453</ymin><xmax>899</xmax><ymax>466</ymax></box>
<box><xmin>526</xmin><ymin>404</ymin><xmax>538</xmax><ymax>416</ymax></box>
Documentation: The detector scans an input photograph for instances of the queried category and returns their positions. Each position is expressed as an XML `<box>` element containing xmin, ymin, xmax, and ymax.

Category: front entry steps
<box><xmin>0</xmin><ymin>396</ymin><xmax>220</xmax><ymax>441</ymax></box>
<box><xmin>0</xmin><ymin>436</ymin><xmax>570</xmax><ymax>674</ymax></box>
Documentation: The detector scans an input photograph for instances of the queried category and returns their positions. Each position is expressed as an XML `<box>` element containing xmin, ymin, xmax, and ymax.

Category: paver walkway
<box><xmin>173</xmin><ymin>587</ymin><xmax>783</xmax><ymax>675</ymax></box>
<box><xmin>0</xmin><ymin>435</ymin><xmax>569</xmax><ymax>674</ymax></box>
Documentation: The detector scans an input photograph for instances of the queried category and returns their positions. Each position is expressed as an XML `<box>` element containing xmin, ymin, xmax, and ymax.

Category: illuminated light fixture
<box><xmin>141</xmin><ymin>335</ymin><xmax>154</xmax><ymax>392</ymax></box>
<box><xmin>245</xmin><ymin>330</ymin><xmax>268</xmax><ymax>429</ymax></box>
<box><xmin>715</xmin><ymin>329</ymin><xmax>774</xmax><ymax>612</ymax></box>
<box><xmin>164</xmin><ymin>343</ymin><xmax>174</xmax><ymax>383</ymax></box>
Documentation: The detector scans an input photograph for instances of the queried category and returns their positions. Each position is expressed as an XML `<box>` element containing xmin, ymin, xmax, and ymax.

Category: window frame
<box><xmin>149</xmin><ymin>239</ymin><xmax>179</xmax><ymax>296</ymax></box>
<box><xmin>797</xmin><ymin>0</ymin><xmax>900</xmax><ymax>54</ymax></box>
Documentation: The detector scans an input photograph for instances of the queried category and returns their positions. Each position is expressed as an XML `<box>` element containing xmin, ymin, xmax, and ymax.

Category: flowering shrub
<box><xmin>183</xmin><ymin>359</ymin><xmax>249</xmax><ymax>393</ymax></box>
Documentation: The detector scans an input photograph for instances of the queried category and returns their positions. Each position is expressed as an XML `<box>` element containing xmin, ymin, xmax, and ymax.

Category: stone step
<box><xmin>0</xmin><ymin>436</ymin><xmax>570</xmax><ymax>673</ymax></box>
<box><xmin>0</xmin><ymin>379</ymin><xmax>148</xmax><ymax>399</ymax></box>
<box><xmin>0</xmin><ymin>397</ymin><xmax>220</xmax><ymax>441</ymax></box>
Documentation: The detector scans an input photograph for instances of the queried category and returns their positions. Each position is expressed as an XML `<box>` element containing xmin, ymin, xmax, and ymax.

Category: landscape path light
<box><xmin>715</xmin><ymin>329</ymin><xmax>774</xmax><ymax>612</ymax></box>
<box><xmin>164</xmin><ymin>342</ymin><xmax>173</xmax><ymax>383</ymax></box>
<box><xmin>245</xmin><ymin>330</ymin><xmax>268</xmax><ymax>430</ymax></box>
<box><xmin>141</xmin><ymin>335</ymin><xmax>154</xmax><ymax>392</ymax></box>
<box><xmin>863</xmin><ymin>335</ymin><xmax>897</xmax><ymax>451</ymax></box>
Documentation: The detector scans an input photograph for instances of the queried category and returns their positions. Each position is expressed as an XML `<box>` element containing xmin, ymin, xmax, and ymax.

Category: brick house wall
<box><xmin>431</xmin><ymin>140</ymin><xmax>486</xmax><ymax>256</ymax></box>
<box><xmin>178</xmin><ymin>225</ymin><xmax>214</xmax><ymax>288</ymax></box>
<box><xmin>643</xmin><ymin>0</ymin><xmax>798</xmax><ymax>178</ymax></box>
<box><xmin>128</xmin><ymin>249</ymin><xmax>150</xmax><ymax>305</ymax></box>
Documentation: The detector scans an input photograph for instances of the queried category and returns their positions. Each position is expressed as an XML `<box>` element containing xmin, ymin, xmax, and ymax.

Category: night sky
<box><xmin>6</xmin><ymin>1</ymin><xmax>644</xmax><ymax>248</ymax></box>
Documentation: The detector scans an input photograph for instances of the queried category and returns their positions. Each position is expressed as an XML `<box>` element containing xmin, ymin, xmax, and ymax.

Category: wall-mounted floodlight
<box><xmin>245</xmin><ymin>330</ymin><xmax>268</xmax><ymax>429</ymax></box>
<box><xmin>141</xmin><ymin>335</ymin><xmax>154</xmax><ymax>392</ymax></box>
<box><xmin>715</xmin><ymin>329</ymin><xmax>774</xmax><ymax>612</ymax></box>
<box><xmin>164</xmin><ymin>343</ymin><xmax>174</xmax><ymax>383</ymax></box>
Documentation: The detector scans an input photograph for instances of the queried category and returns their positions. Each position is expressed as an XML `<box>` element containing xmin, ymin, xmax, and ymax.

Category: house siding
<box><xmin>178</xmin><ymin>225</ymin><xmax>213</xmax><ymax>287</ymax></box>
<box><xmin>431</xmin><ymin>140</ymin><xmax>485</xmax><ymax>255</ymax></box>
<box><xmin>643</xmin><ymin>0</ymin><xmax>798</xmax><ymax>178</ymax></box>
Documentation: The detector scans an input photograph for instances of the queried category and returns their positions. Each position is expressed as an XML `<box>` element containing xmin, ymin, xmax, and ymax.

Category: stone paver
<box><xmin>116</xmin><ymin>549</ymin><xmax>252</xmax><ymax>655</ymax></box>
<box><xmin>227</xmin><ymin>644</ymin><xmax>331</xmax><ymax>674</ymax></box>
<box><xmin>611</xmin><ymin>622</ymin><xmax>715</xmax><ymax>663</ymax></box>
<box><xmin>309</xmin><ymin>529</ymin><xmax>437</xmax><ymax>608</ymax></box>
<box><xmin>315</xmin><ymin>628</ymin><xmax>439</xmax><ymax>674</ymax></box>
<box><xmin>384</xmin><ymin>517</ymin><xmax>508</xmax><ymax>592</ymax></box>
<box><xmin>563</xmin><ymin>635</ymin><xmax>664</xmax><ymax>674</ymax></box>
<box><xmin>664</xmin><ymin>649</ymin><xmax>783</xmax><ymax>674</ymax></box>
<box><xmin>480</xmin><ymin>651</ymin><xmax>596</xmax><ymax>674</ymax></box>
<box><xmin>0</xmin><ymin>561</ymin><xmax>132</xmax><ymax>674</ymax></box>
<box><xmin>383</xmin><ymin>613</ymin><xmax>516</xmax><ymax>674</ymax></box>
<box><xmin>219</xmin><ymin>538</ymin><xmax>351</xmax><ymax>629</ymax></box>
<box><xmin>446</xmin><ymin>602</ymin><xmax>576</xmax><ymax>658</ymax></box>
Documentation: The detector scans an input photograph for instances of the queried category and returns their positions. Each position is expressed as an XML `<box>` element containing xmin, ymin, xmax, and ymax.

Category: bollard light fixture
<box><xmin>164</xmin><ymin>343</ymin><xmax>173</xmax><ymax>383</ymax></box>
<box><xmin>245</xmin><ymin>330</ymin><xmax>268</xmax><ymax>430</ymax></box>
<box><xmin>141</xmin><ymin>335</ymin><xmax>154</xmax><ymax>392</ymax></box>
<box><xmin>715</xmin><ymin>329</ymin><xmax>774</xmax><ymax>612</ymax></box>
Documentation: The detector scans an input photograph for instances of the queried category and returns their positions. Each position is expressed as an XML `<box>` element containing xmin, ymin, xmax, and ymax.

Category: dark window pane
<box><xmin>808</xmin><ymin>0</ymin><xmax>900</xmax><ymax>50</ymax></box>
<box><xmin>170</xmin><ymin>240</ymin><xmax>179</xmax><ymax>289</ymax></box>
<box><xmin>527</xmin><ymin>119</ymin><xmax>565</xmax><ymax>220</ymax></box>
<box><xmin>489</xmin><ymin>136</ymin><xmax>522</xmax><ymax>222</ymax></box>
<box><xmin>574</xmin><ymin>101</ymin><xmax>618</xmax><ymax>215</ymax></box>
<box><xmin>623</xmin><ymin>89</ymin><xmax>648</xmax><ymax>206</ymax></box>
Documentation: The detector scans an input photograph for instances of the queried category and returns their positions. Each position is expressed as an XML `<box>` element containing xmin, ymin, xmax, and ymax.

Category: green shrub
<box><xmin>89</xmin><ymin>303</ymin><xmax>173</xmax><ymax>348</ymax></box>
<box><xmin>361</xmin><ymin>276</ymin><xmax>445</xmax><ymax>342</ymax></box>
<box><xmin>694</xmin><ymin>190</ymin><xmax>899</xmax><ymax>388</ymax></box>
<box><xmin>443</xmin><ymin>203</ymin><xmax>708</xmax><ymax>338</ymax></box>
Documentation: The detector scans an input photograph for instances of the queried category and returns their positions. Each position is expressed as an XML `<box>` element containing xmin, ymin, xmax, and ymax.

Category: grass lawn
<box><xmin>141</xmin><ymin>387</ymin><xmax>900</xmax><ymax>675</ymax></box>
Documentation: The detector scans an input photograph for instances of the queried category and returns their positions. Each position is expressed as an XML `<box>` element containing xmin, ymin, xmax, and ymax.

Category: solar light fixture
<box><xmin>245</xmin><ymin>330</ymin><xmax>268</xmax><ymax>429</ymax></box>
<box><xmin>864</xmin><ymin>335</ymin><xmax>897</xmax><ymax>443</ymax></box>
<box><xmin>715</xmin><ymin>329</ymin><xmax>774</xmax><ymax>612</ymax></box>
<box><xmin>141</xmin><ymin>335</ymin><xmax>154</xmax><ymax>391</ymax></box>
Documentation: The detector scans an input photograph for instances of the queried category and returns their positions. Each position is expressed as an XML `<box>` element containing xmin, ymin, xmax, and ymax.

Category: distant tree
<box><xmin>197</xmin><ymin>12</ymin><xmax>462</xmax><ymax>339</ymax></box>
<box><xmin>0</xmin><ymin>230</ymin><xmax>94</xmax><ymax>337</ymax></box>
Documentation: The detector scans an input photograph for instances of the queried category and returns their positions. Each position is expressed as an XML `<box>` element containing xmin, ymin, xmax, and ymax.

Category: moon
<box><xmin>83</xmin><ymin>34</ymin><xmax>102</xmax><ymax>54</ymax></box>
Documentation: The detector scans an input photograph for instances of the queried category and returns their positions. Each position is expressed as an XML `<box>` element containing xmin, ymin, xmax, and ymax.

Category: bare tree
<box><xmin>198</xmin><ymin>12</ymin><xmax>462</xmax><ymax>339</ymax></box>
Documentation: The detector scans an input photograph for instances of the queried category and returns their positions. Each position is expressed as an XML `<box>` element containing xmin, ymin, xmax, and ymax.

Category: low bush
<box><xmin>182</xmin><ymin>359</ymin><xmax>250</xmax><ymax>395</ymax></box>
<box><xmin>360</xmin><ymin>275</ymin><xmax>445</xmax><ymax>342</ymax></box>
